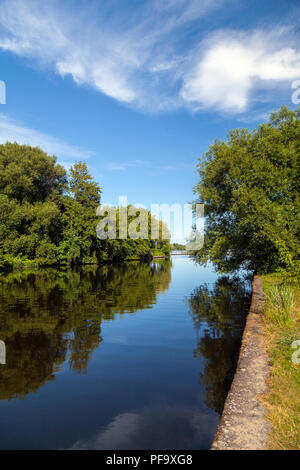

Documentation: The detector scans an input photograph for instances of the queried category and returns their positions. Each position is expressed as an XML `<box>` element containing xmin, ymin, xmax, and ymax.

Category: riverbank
<box><xmin>261</xmin><ymin>274</ymin><xmax>300</xmax><ymax>450</ymax></box>
<box><xmin>211</xmin><ymin>272</ymin><xmax>300</xmax><ymax>450</ymax></box>
<box><xmin>211</xmin><ymin>275</ymin><xmax>270</xmax><ymax>450</ymax></box>
<box><xmin>0</xmin><ymin>251</ymin><xmax>170</xmax><ymax>272</ymax></box>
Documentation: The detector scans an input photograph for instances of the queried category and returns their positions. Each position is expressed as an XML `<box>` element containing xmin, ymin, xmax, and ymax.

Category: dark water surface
<box><xmin>0</xmin><ymin>256</ymin><xmax>251</xmax><ymax>450</ymax></box>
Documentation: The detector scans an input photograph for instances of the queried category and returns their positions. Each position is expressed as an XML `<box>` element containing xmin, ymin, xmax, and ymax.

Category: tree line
<box><xmin>0</xmin><ymin>142</ymin><xmax>170</xmax><ymax>269</ymax></box>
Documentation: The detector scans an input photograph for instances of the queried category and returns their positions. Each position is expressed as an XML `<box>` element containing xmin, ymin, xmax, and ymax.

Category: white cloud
<box><xmin>0</xmin><ymin>0</ymin><xmax>223</xmax><ymax>110</ymax></box>
<box><xmin>181</xmin><ymin>30</ymin><xmax>300</xmax><ymax>112</ymax></box>
<box><xmin>0</xmin><ymin>1</ymin><xmax>300</xmax><ymax>113</ymax></box>
<box><xmin>0</xmin><ymin>113</ymin><xmax>94</xmax><ymax>162</ymax></box>
<box><xmin>0</xmin><ymin>0</ymin><xmax>138</xmax><ymax>103</ymax></box>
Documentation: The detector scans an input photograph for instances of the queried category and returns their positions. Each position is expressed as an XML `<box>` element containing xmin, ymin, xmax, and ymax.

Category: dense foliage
<box><xmin>193</xmin><ymin>106</ymin><xmax>300</xmax><ymax>273</ymax></box>
<box><xmin>170</xmin><ymin>243</ymin><xmax>186</xmax><ymax>250</ymax></box>
<box><xmin>0</xmin><ymin>142</ymin><xmax>170</xmax><ymax>268</ymax></box>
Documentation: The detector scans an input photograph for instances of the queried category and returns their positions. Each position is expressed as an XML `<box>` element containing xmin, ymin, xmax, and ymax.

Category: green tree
<box><xmin>0</xmin><ymin>142</ymin><xmax>66</xmax><ymax>203</ymax></box>
<box><xmin>96</xmin><ymin>206</ymin><xmax>171</xmax><ymax>262</ymax></box>
<box><xmin>58</xmin><ymin>198</ymin><xmax>99</xmax><ymax>265</ymax></box>
<box><xmin>58</xmin><ymin>163</ymin><xmax>102</xmax><ymax>265</ymax></box>
<box><xmin>193</xmin><ymin>106</ymin><xmax>300</xmax><ymax>273</ymax></box>
<box><xmin>69</xmin><ymin>161</ymin><xmax>101</xmax><ymax>208</ymax></box>
<box><xmin>0</xmin><ymin>143</ymin><xmax>65</xmax><ymax>264</ymax></box>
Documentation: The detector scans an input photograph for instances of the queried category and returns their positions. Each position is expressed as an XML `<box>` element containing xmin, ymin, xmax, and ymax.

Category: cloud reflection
<box><xmin>69</xmin><ymin>404</ymin><xmax>217</xmax><ymax>450</ymax></box>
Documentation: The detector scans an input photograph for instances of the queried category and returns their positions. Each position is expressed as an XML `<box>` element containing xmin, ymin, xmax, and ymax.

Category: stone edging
<box><xmin>211</xmin><ymin>275</ymin><xmax>270</xmax><ymax>450</ymax></box>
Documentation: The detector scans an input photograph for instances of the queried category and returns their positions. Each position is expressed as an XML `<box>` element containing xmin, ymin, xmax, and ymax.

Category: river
<box><xmin>0</xmin><ymin>256</ymin><xmax>251</xmax><ymax>449</ymax></box>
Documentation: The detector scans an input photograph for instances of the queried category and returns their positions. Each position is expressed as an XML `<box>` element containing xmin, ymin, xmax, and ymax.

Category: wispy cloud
<box><xmin>0</xmin><ymin>0</ymin><xmax>300</xmax><ymax>113</ymax></box>
<box><xmin>0</xmin><ymin>0</ymin><xmax>225</xmax><ymax>111</ymax></box>
<box><xmin>105</xmin><ymin>160</ymin><xmax>151</xmax><ymax>171</ymax></box>
<box><xmin>0</xmin><ymin>113</ymin><xmax>94</xmax><ymax>162</ymax></box>
<box><xmin>105</xmin><ymin>160</ymin><xmax>194</xmax><ymax>172</ymax></box>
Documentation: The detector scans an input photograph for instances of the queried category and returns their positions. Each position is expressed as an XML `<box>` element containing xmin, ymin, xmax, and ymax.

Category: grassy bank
<box><xmin>151</xmin><ymin>249</ymin><xmax>167</xmax><ymax>258</ymax></box>
<box><xmin>262</xmin><ymin>273</ymin><xmax>300</xmax><ymax>450</ymax></box>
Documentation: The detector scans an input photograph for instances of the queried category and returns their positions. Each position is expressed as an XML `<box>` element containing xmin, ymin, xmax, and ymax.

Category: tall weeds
<box><xmin>265</xmin><ymin>284</ymin><xmax>294</xmax><ymax>326</ymax></box>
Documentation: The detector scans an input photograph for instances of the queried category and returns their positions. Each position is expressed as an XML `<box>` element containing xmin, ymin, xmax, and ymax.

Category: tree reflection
<box><xmin>0</xmin><ymin>261</ymin><xmax>171</xmax><ymax>399</ymax></box>
<box><xmin>188</xmin><ymin>276</ymin><xmax>251</xmax><ymax>414</ymax></box>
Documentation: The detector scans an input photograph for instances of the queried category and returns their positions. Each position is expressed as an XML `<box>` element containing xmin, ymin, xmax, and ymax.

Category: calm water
<box><xmin>0</xmin><ymin>256</ymin><xmax>250</xmax><ymax>450</ymax></box>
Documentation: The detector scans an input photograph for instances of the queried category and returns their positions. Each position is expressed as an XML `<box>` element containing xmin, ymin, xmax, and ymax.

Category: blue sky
<box><xmin>0</xmin><ymin>0</ymin><xmax>300</xmax><ymax>241</ymax></box>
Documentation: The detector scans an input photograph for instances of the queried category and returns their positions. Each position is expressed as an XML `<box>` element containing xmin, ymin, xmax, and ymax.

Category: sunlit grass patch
<box><xmin>262</xmin><ymin>274</ymin><xmax>300</xmax><ymax>450</ymax></box>
<box><xmin>264</xmin><ymin>284</ymin><xmax>294</xmax><ymax>326</ymax></box>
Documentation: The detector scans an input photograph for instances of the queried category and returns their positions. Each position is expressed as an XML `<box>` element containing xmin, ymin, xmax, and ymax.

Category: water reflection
<box><xmin>0</xmin><ymin>261</ymin><xmax>172</xmax><ymax>400</ymax></box>
<box><xmin>188</xmin><ymin>276</ymin><xmax>251</xmax><ymax>414</ymax></box>
<box><xmin>0</xmin><ymin>259</ymin><xmax>251</xmax><ymax>449</ymax></box>
<box><xmin>69</xmin><ymin>405</ymin><xmax>216</xmax><ymax>450</ymax></box>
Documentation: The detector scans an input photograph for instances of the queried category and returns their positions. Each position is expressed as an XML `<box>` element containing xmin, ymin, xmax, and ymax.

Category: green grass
<box><xmin>262</xmin><ymin>274</ymin><xmax>300</xmax><ymax>450</ymax></box>
<box><xmin>151</xmin><ymin>249</ymin><xmax>166</xmax><ymax>258</ymax></box>
<box><xmin>264</xmin><ymin>284</ymin><xmax>294</xmax><ymax>326</ymax></box>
